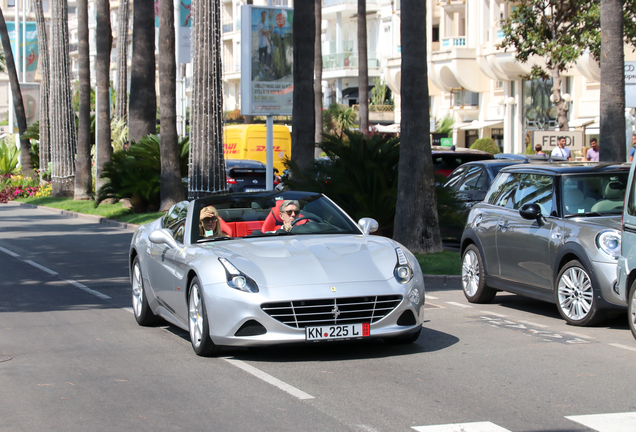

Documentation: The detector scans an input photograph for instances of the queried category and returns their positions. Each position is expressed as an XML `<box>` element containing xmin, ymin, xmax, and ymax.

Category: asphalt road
<box><xmin>1</xmin><ymin>202</ymin><xmax>636</xmax><ymax>432</ymax></box>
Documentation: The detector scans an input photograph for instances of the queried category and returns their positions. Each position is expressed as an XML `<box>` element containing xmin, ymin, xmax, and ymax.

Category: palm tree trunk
<box><xmin>34</xmin><ymin>0</ymin><xmax>50</xmax><ymax>179</ymax></box>
<box><xmin>188</xmin><ymin>0</ymin><xmax>226</xmax><ymax>199</ymax></box>
<box><xmin>600</xmin><ymin>0</ymin><xmax>626</xmax><ymax>161</ymax></box>
<box><xmin>0</xmin><ymin>9</ymin><xmax>33</xmax><ymax>177</ymax></box>
<box><xmin>291</xmin><ymin>2</ymin><xmax>315</xmax><ymax>172</ymax></box>
<box><xmin>95</xmin><ymin>0</ymin><xmax>112</xmax><ymax>194</ymax></box>
<box><xmin>129</xmin><ymin>0</ymin><xmax>157</xmax><ymax>143</ymax></box>
<box><xmin>550</xmin><ymin>65</ymin><xmax>569</xmax><ymax>132</ymax></box>
<box><xmin>115</xmin><ymin>0</ymin><xmax>130</xmax><ymax>121</ymax></box>
<box><xmin>357</xmin><ymin>0</ymin><xmax>369</xmax><ymax>136</ymax></box>
<box><xmin>314</xmin><ymin>0</ymin><xmax>323</xmax><ymax>146</ymax></box>
<box><xmin>75</xmin><ymin>0</ymin><xmax>93</xmax><ymax>199</ymax></box>
<box><xmin>393</xmin><ymin>0</ymin><xmax>442</xmax><ymax>253</ymax></box>
<box><xmin>159</xmin><ymin>0</ymin><xmax>185</xmax><ymax>210</ymax></box>
<box><xmin>49</xmin><ymin>0</ymin><xmax>77</xmax><ymax>197</ymax></box>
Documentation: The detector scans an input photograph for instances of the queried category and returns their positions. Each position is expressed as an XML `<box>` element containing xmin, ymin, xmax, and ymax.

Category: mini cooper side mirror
<box><xmin>358</xmin><ymin>217</ymin><xmax>379</xmax><ymax>235</ymax></box>
<box><xmin>519</xmin><ymin>203</ymin><xmax>543</xmax><ymax>222</ymax></box>
<box><xmin>149</xmin><ymin>228</ymin><xmax>179</xmax><ymax>249</ymax></box>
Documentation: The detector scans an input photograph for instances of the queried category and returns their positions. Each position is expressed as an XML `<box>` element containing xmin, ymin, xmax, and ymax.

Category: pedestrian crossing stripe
<box><xmin>412</xmin><ymin>422</ymin><xmax>511</xmax><ymax>432</ymax></box>
<box><xmin>412</xmin><ymin>412</ymin><xmax>636</xmax><ymax>432</ymax></box>
<box><xmin>566</xmin><ymin>412</ymin><xmax>636</xmax><ymax>432</ymax></box>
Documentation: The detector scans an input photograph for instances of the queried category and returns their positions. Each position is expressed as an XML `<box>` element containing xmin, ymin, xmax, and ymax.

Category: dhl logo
<box><xmin>223</xmin><ymin>142</ymin><xmax>238</xmax><ymax>150</ymax></box>
<box><xmin>255</xmin><ymin>146</ymin><xmax>283</xmax><ymax>152</ymax></box>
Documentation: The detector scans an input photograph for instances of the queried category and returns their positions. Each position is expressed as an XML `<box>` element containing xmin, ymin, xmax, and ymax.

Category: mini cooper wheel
<box><xmin>461</xmin><ymin>244</ymin><xmax>496</xmax><ymax>303</ymax></box>
<box><xmin>556</xmin><ymin>260</ymin><xmax>601</xmax><ymax>326</ymax></box>
<box><xmin>188</xmin><ymin>277</ymin><xmax>219</xmax><ymax>357</ymax></box>
<box><xmin>131</xmin><ymin>257</ymin><xmax>158</xmax><ymax>326</ymax></box>
<box><xmin>628</xmin><ymin>279</ymin><xmax>636</xmax><ymax>339</ymax></box>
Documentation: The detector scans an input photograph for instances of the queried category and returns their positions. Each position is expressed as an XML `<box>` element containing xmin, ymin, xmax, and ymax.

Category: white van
<box><xmin>617</xmin><ymin>162</ymin><xmax>636</xmax><ymax>339</ymax></box>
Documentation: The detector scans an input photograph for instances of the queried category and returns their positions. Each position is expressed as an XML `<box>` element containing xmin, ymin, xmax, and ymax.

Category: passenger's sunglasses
<box><xmin>202</xmin><ymin>216</ymin><xmax>218</xmax><ymax>223</ymax></box>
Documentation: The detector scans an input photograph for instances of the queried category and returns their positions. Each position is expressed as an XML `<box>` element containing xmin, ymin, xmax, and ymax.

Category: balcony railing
<box><xmin>222</xmin><ymin>22</ymin><xmax>233</xmax><ymax>33</ymax></box>
<box><xmin>222</xmin><ymin>62</ymin><xmax>241</xmax><ymax>74</ymax></box>
<box><xmin>322</xmin><ymin>51</ymin><xmax>380</xmax><ymax>71</ymax></box>
<box><xmin>441</xmin><ymin>36</ymin><xmax>466</xmax><ymax>48</ymax></box>
<box><xmin>323</xmin><ymin>0</ymin><xmax>380</xmax><ymax>6</ymax></box>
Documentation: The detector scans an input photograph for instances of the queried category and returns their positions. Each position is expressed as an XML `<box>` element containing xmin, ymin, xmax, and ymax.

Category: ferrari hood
<box><xmin>207</xmin><ymin>235</ymin><xmax>400</xmax><ymax>287</ymax></box>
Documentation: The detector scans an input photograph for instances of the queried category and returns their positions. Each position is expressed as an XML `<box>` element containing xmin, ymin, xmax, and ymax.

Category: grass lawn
<box><xmin>15</xmin><ymin>197</ymin><xmax>165</xmax><ymax>225</ymax></box>
<box><xmin>415</xmin><ymin>250</ymin><xmax>461</xmax><ymax>276</ymax></box>
<box><xmin>14</xmin><ymin>197</ymin><xmax>461</xmax><ymax>275</ymax></box>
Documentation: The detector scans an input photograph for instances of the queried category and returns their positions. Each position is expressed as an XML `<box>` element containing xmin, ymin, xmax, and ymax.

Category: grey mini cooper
<box><xmin>460</xmin><ymin>163</ymin><xmax>629</xmax><ymax>326</ymax></box>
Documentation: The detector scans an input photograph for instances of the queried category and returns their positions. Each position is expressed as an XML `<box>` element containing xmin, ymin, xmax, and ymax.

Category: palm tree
<box><xmin>75</xmin><ymin>0</ymin><xmax>92</xmax><ymax>200</ymax></box>
<box><xmin>95</xmin><ymin>0</ymin><xmax>112</xmax><ymax>193</ymax></box>
<box><xmin>0</xmin><ymin>9</ymin><xmax>33</xmax><ymax>177</ymax></box>
<box><xmin>49</xmin><ymin>0</ymin><xmax>77</xmax><ymax>196</ymax></box>
<box><xmin>393</xmin><ymin>0</ymin><xmax>442</xmax><ymax>253</ymax></box>
<box><xmin>357</xmin><ymin>0</ymin><xmax>369</xmax><ymax>136</ymax></box>
<box><xmin>34</xmin><ymin>0</ymin><xmax>50</xmax><ymax>179</ymax></box>
<box><xmin>188</xmin><ymin>0</ymin><xmax>226</xmax><ymax>198</ymax></box>
<box><xmin>129</xmin><ymin>0</ymin><xmax>157</xmax><ymax>143</ymax></box>
<box><xmin>159</xmin><ymin>0</ymin><xmax>185</xmax><ymax>210</ymax></box>
<box><xmin>291</xmin><ymin>1</ymin><xmax>315</xmax><ymax>172</ymax></box>
<box><xmin>115</xmin><ymin>0</ymin><xmax>130</xmax><ymax>121</ymax></box>
<box><xmin>600</xmin><ymin>0</ymin><xmax>626</xmax><ymax>161</ymax></box>
<box><xmin>314</xmin><ymin>0</ymin><xmax>323</xmax><ymax>146</ymax></box>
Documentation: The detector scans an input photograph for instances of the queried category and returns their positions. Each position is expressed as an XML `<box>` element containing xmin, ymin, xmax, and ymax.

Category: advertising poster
<box><xmin>626</xmin><ymin>62</ymin><xmax>636</xmax><ymax>108</ymax></box>
<box><xmin>154</xmin><ymin>0</ymin><xmax>191</xmax><ymax>63</ymax></box>
<box><xmin>6</xmin><ymin>22</ymin><xmax>38</xmax><ymax>82</ymax></box>
<box><xmin>241</xmin><ymin>5</ymin><xmax>293</xmax><ymax>116</ymax></box>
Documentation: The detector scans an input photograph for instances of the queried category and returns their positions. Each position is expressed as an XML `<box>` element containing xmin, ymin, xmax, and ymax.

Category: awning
<box><xmin>568</xmin><ymin>118</ymin><xmax>595</xmax><ymax>128</ymax></box>
<box><xmin>373</xmin><ymin>123</ymin><xmax>400</xmax><ymax>133</ymax></box>
<box><xmin>459</xmin><ymin>120</ymin><xmax>503</xmax><ymax>130</ymax></box>
<box><xmin>341</xmin><ymin>86</ymin><xmax>376</xmax><ymax>99</ymax></box>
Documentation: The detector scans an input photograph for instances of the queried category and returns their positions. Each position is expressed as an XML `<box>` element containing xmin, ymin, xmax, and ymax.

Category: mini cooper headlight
<box><xmin>394</xmin><ymin>247</ymin><xmax>414</xmax><ymax>284</ymax></box>
<box><xmin>219</xmin><ymin>258</ymin><xmax>259</xmax><ymax>293</ymax></box>
<box><xmin>596</xmin><ymin>230</ymin><xmax>621</xmax><ymax>260</ymax></box>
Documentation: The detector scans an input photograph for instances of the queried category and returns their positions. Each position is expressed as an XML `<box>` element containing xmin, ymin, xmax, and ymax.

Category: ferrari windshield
<box><xmin>192</xmin><ymin>191</ymin><xmax>362</xmax><ymax>241</ymax></box>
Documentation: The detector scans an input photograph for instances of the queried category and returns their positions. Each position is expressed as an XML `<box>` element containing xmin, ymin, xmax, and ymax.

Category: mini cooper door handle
<box><xmin>498</xmin><ymin>221</ymin><xmax>509</xmax><ymax>232</ymax></box>
<box><xmin>551</xmin><ymin>232</ymin><xmax>562</xmax><ymax>240</ymax></box>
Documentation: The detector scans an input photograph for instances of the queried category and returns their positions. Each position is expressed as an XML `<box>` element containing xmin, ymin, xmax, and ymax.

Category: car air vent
<box><xmin>234</xmin><ymin>320</ymin><xmax>267</xmax><ymax>336</ymax></box>
<box><xmin>261</xmin><ymin>295</ymin><xmax>403</xmax><ymax>329</ymax></box>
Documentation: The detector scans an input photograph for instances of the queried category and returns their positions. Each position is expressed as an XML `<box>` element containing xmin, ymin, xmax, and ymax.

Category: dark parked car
<box><xmin>461</xmin><ymin>162</ymin><xmax>629</xmax><ymax>326</ymax></box>
<box><xmin>226</xmin><ymin>159</ymin><xmax>280</xmax><ymax>193</ymax></box>
<box><xmin>431</xmin><ymin>146</ymin><xmax>494</xmax><ymax>177</ymax></box>
<box><xmin>440</xmin><ymin>159</ymin><xmax>525</xmax><ymax>243</ymax></box>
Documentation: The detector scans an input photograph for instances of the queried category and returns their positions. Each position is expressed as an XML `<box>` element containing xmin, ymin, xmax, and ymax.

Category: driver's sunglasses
<box><xmin>284</xmin><ymin>209</ymin><xmax>298</xmax><ymax>215</ymax></box>
<box><xmin>202</xmin><ymin>216</ymin><xmax>218</xmax><ymax>223</ymax></box>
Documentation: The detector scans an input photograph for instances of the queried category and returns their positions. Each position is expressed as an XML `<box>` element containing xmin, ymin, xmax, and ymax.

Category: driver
<box><xmin>279</xmin><ymin>200</ymin><xmax>300</xmax><ymax>232</ymax></box>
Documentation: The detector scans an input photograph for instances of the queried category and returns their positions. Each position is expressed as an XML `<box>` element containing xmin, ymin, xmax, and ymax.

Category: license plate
<box><xmin>305</xmin><ymin>323</ymin><xmax>370</xmax><ymax>341</ymax></box>
<box><xmin>244</xmin><ymin>188</ymin><xmax>265</xmax><ymax>192</ymax></box>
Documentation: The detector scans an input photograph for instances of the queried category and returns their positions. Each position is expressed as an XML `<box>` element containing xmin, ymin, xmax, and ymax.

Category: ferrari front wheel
<box><xmin>131</xmin><ymin>257</ymin><xmax>158</xmax><ymax>326</ymax></box>
<box><xmin>188</xmin><ymin>277</ymin><xmax>219</xmax><ymax>357</ymax></box>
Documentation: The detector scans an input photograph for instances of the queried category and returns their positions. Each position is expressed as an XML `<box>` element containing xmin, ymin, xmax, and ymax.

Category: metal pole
<box><xmin>266</xmin><ymin>115</ymin><xmax>273</xmax><ymax>190</ymax></box>
<box><xmin>175</xmin><ymin>0</ymin><xmax>182</xmax><ymax>137</ymax></box>
<box><xmin>14</xmin><ymin>1</ymin><xmax>20</xmax><ymax>145</ymax></box>
<box><xmin>22</xmin><ymin>0</ymin><xmax>27</xmax><ymax>81</ymax></box>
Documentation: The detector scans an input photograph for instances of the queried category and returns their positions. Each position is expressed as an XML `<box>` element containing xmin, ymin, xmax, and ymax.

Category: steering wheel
<box><xmin>291</xmin><ymin>215</ymin><xmax>324</xmax><ymax>226</ymax></box>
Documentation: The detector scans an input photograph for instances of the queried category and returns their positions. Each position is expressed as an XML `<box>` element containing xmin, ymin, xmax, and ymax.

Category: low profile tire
<box><xmin>188</xmin><ymin>277</ymin><xmax>219</xmax><ymax>357</ymax></box>
<box><xmin>555</xmin><ymin>260</ymin><xmax>602</xmax><ymax>326</ymax></box>
<box><xmin>384</xmin><ymin>327</ymin><xmax>421</xmax><ymax>345</ymax></box>
<box><xmin>461</xmin><ymin>244</ymin><xmax>496</xmax><ymax>303</ymax></box>
<box><xmin>131</xmin><ymin>257</ymin><xmax>158</xmax><ymax>326</ymax></box>
<box><xmin>628</xmin><ymin>280</ymin><xmax>636</xmax><ymax>340</ymax></box>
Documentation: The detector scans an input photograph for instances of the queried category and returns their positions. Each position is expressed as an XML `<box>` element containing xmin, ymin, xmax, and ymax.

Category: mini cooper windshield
<box><xmin>193</xmin><ymin>192</ymin><xmax>362</xmax><ymax>241</ymax></box>
<box><xmin>562</xmin><ymin>173</ymin><xmax>628</xmax><ymax>217</ymax></box>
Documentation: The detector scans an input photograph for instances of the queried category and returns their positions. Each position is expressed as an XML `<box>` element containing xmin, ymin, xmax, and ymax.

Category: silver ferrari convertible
<box><xmin>128</xmin><ymin>191</ymin><xmax>426</xmax><ymax>356</ymax></box>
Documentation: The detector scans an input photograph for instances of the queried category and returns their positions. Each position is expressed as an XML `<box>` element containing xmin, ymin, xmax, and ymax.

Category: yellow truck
<box><xmin>223</xmin><ymin>124</ymin><xmax>292</xmax><ymax>174</ymax></box>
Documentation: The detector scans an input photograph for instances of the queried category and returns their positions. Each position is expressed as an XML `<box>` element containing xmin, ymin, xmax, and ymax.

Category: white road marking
<box><xmin>223</xmin><ymin>357</ymin><xmax>314</xmax><ymax>400</ymax></box>
<box><xmin>412</xmin><ymin>421</ymin><xmax>511</xmax><ymax>431</ymax></box>
<box><xmin>123</xmin><ymin>307</ymin><xmax>134</xmax><ymax>314</ymax></box>
<box><xmin>65</xmin><ymin>279</ymin><xmax>111</xmax><ymax>300</ymax></box>
<box><xmin>609</xmin><ymin>343</ymin><xmax>636</xmax><ymax>353</ymax></box>
<box><xmin>446</xmin><ymin>301</ymin><xmax>472</xmax><ymax>309</ymax></box>
<box><xmin>562</xmin><ymin>331</ymin><xmax>593</xmax><ymax>340</ymax></box>
<box><xmin>566</xmin><ymin>411</ymin><xmax>636</xmax><ymax>431</ymax></box>
<box><xmin>0</xmin><ymin>246</ymin><xmax>20</xmax><ymax>258</ymax></box>
<box><xmin>518</xmin><ymin>320</ymin><xmax>549</xmax><ymax>328</ymax></box>
<box><xmin>426</xmin><ymin>295</ymin><xmax>438</xmax><ymax>300</ymax></box>
<box><xmin>480</xmin><ymin>311</ymin><xmax>507</xmax><ymax>317</ymax></box>
<box><xmin>24</xmin><ymin>260</ymin><xmax>58</xmax><ymax>275</ymax></box>
<box><xmin>356</xmin><ymin>425</ymin><xmax>381</xmax><ymax>432</ymax></box>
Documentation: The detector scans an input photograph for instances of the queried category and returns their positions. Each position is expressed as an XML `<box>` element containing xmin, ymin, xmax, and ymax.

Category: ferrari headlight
<box><xmin>394</xmin><ymin>247</ymin><xmax>413</xmax><ymax>284</ymax></box>
<box><xmin>219</xmin><ymin>258</ymin><xmax>259</xmax><ymax>293</ymax></box>
<box><xmin>596</xmin><ymin>230</ymin><xmax>621</xmax><ymax>260</ymax></box>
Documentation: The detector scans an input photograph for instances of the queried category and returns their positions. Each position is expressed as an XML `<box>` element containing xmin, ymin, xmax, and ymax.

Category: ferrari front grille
<box><xmin>261</xmin><ymin>295</ymin><xmax>403</xmax><ymax>329</ymax></box>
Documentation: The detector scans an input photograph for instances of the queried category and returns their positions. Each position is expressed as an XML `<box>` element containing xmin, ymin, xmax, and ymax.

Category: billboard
<box><xmin>627</xmin><ymin>61</ymin><xmax>636</xmax><ymax>108</ymax></box>
<box><xmin>241</xmin><ymin>5</ymin><xmax>293</xmax><ymax>116</ymax></box>
<box><xmin>6</xmin><ymin>22</ymin><xmax>38</xmax><ymax>82</ymax></box>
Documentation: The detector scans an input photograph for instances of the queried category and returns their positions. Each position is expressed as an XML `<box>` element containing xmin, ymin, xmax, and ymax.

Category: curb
<box><xmin>8</xmin><ymin>201</ymin><xmax>140</xmax><ymax>232</ymax></box>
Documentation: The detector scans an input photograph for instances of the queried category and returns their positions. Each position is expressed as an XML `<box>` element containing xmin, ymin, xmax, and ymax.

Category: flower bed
<box><xmin>0</xmin><ymin>173</ymin><xmax>50</xmax><ymax>203</ymax></box>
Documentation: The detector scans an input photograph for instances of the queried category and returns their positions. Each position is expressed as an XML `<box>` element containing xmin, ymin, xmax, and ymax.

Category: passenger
<box><xmin>199</xmin><ymin>205</ymin><xmax>230</xmax><ymax>237</ymax></box>
<box><xmin>279</xmin><ymin>199</ymin><xmax>300</xmax><ymax>232</ymax></box>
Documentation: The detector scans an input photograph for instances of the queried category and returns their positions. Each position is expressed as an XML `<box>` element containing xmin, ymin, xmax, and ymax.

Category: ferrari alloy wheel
<box><xmin>628</xmin><ymin>280</ymin><xmax>636</xmax><ymax>339</ymax></box>
<box><xmin>131</xmin><ymin>257</ymin><xmax>157</xmax><ymax>326</ymax></box>
<box><xmin>556</xmin><ymin>260</ymin><xmax>601</xmax><ymax>326</ymax></box>
<box><xmin>188</xmin><ymin>277</ymin><xmax>218</xmax><ymax>357</ymax></box>
<box><xmin>461</xmin><ymin>244</ymin><xmax>496</xmax><ymax>303</ymax></box>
